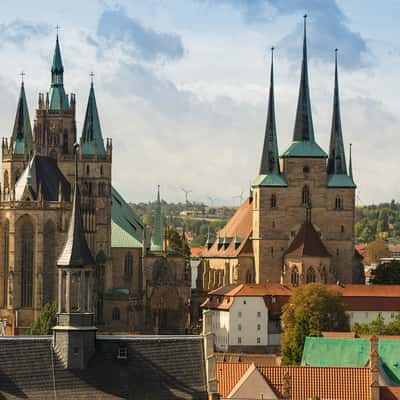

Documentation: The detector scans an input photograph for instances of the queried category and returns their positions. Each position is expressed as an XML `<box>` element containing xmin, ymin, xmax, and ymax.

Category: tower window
<box><xmin>62</xmin><ymin>132</ymin><xmax>68</xmax><ymax>154</ymax></box>
<box><xmin>291</xmin><ymin>267</ymin><xmax>299</xmax><ymax>287</ymax></box>
<box><xmin>306</xmin><ymin>267</ymin><xmax>316</xmax><ymax>283</ymax></box>
<box><xmin>335</xmin><ymin>196</ymin><xmax>343</xmax><ymax>210</ymax></box>
<box><xmin>100</xmin><ymin>165</ymin><xmax>104</xmax><ymax>176</ymax></box>
<box><xmin>124</xmin><ymin>252</ymin><xmax>133</xmax><ymax>281</ymax></box>
<box><xmin>86</xmin><ymin>165</ymin><xmax>90</xmax><ymax>176</ymax></box>
<box><xmin>302</xmin><ymin>186</ymin><xmax>310</xmax><ymax>206</ymax></box>
<box><xmin>270</xmin><ymin>194</ymin><xmax>277</xmax><ymax>208</ymax></box>
<box><xmin>341</xmin><ymin>225</ymin><xmax>345</xmax><ymax>233</ymax></box>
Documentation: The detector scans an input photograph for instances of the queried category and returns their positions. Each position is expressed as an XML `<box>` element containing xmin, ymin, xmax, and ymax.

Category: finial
<box><xmin>20</xmin><ymin>71</ymin><xmax>25</xmax><ymax>85</ymax></box>
<box><xmin>90</xmin><ymin>71</ymin><xmax>94</xmax><ymax>85</ymax></box>
<box><xmin>55</xmin><ymin>24</ymin><xmax>60</xmax><ymax>37</ymax></box>
<box><xmin>74</xmin><ymin>142</ymin><xmax>80</xmax><ymax>183</ymax></box>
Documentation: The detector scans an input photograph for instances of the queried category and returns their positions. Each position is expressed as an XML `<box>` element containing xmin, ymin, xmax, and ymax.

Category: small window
<box><xmin>112</xmin><ymin>307</ymin><xmax>120</xmax><ymax>321</ymax></box>
<box><xmin>271</xmin><ymin>247</ymin><xmax>274</xmax><ymax>257</ymax></box>
<box><xmin>336</xmin><ymin>249</ymin><xmax>340</xmax><ymax>256</ymax></box>
<box><xmin>238</xmin><ymin>324</ymin><xmax>242</xmax><ymax>331</ymax></box>
<box><xmin>86</xmin><ymin>165</ymin><xmax>90</xmax><ymax>176</ymax></box>
<box><xmin>306</xmin><ymin>267</ymin><xmax>316</xmax><ymax>283</ymax></box>
<box><xmin>335</xmin><ymin>196</ymin><xmax>343</xmax><ymax>210</ymax></box>
<box><xmin>270</xmin><ymin>194</ymin><xmax>277</xmax><ymax>209</ymax></box>
<box><xmin>238</xmin><ymin>311</ymin><xmax>242</xmax><ymax>318</ymax></box>
<box><xmin>291</xmin><ymin>267</ymin><xmax>299</xmax><ymax>287</ymax></box>
<box><xmin>100</xmin><ymin>165</ymin><xmax>104</xmax><ymax>176</ymax></box>
<box><xmin>341</xmin><ymin>225</ymin><xmax>345</xmax><ymax>233</ymax></box>
<box><xmin>302</xmin><ymin>186</ymin><xmax>310</xmax><ymax>206</ymax></box>
<box><xmin>117</xmin><ymin>347</ymin><xmax>128</xmax><ymax>359</ymax></box>
<box><xmin>391</xmin><ymin>313</ymin><xmax>395</xmax><ymax>319</ymax></box>
<box><xmin>257</xmin><ymin>311</ymin><xmax>261</xmax><ymax>318</ymax></box>
<box><xmin>237</xmin><ymin>337</ymin><xmax>242</xmax><ymax>344</ymax></box>
<box><xmin>243</xmin><ymin>300</ymin><xmax>246</xmax><ymax>305</ymax></box>
<box><xmin>257</xmin><ymin>324</ymin><xmax>261</xmax><ymax>331</ymax></box>
<box><xmin>257</xmin><ymin>337</ymin><xmax>261</xmax><ymax>344</ymax></box>
<box><xmin>303</xmin><ymin>165</ymin><xmax>310</xmax><ymax>174</ymax></box>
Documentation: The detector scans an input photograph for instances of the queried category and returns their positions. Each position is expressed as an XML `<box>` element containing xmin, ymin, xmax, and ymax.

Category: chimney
<box><xmin>282</xmin><ymin>371</ymin><xmax>291</xmax><ymax>399</ymax></box>
<box><xmin>370</xmin><ymin>335</ymin><xmax>380</xmax><ymax>400</ymax></box>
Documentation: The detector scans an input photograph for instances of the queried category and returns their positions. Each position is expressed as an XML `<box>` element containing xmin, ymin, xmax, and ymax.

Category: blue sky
<box><xmin>0</xmin><ymin>0</ymin><xmax>399</xmax><ymax>205</ymax></box>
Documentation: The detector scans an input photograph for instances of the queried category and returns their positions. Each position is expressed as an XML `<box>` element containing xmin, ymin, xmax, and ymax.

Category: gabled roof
<box><xmin>81</xmin><ymin>82</ymin><xmax>106</xmax><ymax>155</ymax></box>
<box><xmin>111</xmin><ymin>187</ymin><xmax>143</xmax><ymax>248</ymax></box>
<box><xmin>15</xmin><ymin>155</ymin><xmax>70</xmax><ymax>201</ymax></box>
<box><xmin>284</xmin><ymin>221</ymin><xmax>331</xmax><ymax>258</ymax></box>
<box><xmin>11</xmin><ymin>82</ymin><xmax>33</xmax><ymax>156</ymax></box>
<box><xmin>201</xmin><ymin>198</ymin><xmax>253</xmax><ymax>258</ymax></box>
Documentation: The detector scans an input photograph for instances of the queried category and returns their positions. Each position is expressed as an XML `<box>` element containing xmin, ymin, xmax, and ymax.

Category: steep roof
<box><xmin>151</xmin><ymin>185</ymin><xmax>164</xmax><ymax>252</ymax></box>
<box><xmin>15</xmin><ymin>155</ymin><xmax>70</xmax><ymax>201</ymax></box>
<box><xmin>11</xmin><ymin>82</ymin><xmax>33</xmax><ymax>156</ymax></box>
<box><xmin>217</xmin><ymin>362</ymin><xmax>371</xmax><ymax>400</ymax></box>
<box><xmin>111</xmin><ymin>186</ymin><xmax>143</xmax><ymax>248</ymax></box>
<box><xmin>201</xmin><ymin>197</ymin><xmax>253</xmax><ymax>258</ymax></box>
<box><xmin>81</xmin><ymin>82</ymin><xmax>106</xmax><ymax>155</ymax></box>
<box><xmin>0</xmin><ymin>336</ymin><xmax>208</xmax><ymax>399</ymax></box>
<box><xmin>284</xmin><ymin>221</ymin><xmax>331</xmax><ymax>258</ymax></box>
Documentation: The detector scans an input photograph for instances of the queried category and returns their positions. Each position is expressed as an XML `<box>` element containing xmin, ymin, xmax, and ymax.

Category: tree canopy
<box><xmin>281</xmin><ymin>284</ymin><xmax>349</xmax><ymax>365</ymax></box>
<box><xmin>365</xmin><ymin>238</ymin><xmax>389</xmax><ymax>264</ymax></box>
<box><xmin>353</xmin><ymin>314</ymin><xmax>400</xmax><ymax>335</ymax></box>
<box><xmin>371</xmin><ymin>261</ymin><xmax>400</xmax><ymax>284</ymax></box>
<box><xmin>28</xmin><ymin>302</ymin><xmax>57</xmax><ymax>335</ymax></box>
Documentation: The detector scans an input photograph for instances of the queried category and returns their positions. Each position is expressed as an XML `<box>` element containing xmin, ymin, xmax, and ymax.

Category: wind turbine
<box><xmin>180</xmin><ymin>187</ymin><xmax>192</xmax><ymax>204</ymax></box>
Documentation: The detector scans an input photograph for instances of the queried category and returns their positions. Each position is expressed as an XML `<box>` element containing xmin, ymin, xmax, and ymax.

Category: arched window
<box><xmin>3</xmin><ymin>170</ymin><xmax>9</xmax><ymax>193</ymax></box>
<box><xmin>3</xmin><ymin>220</ymin><xmax>9</xmax><ymax>307</ymax></box>
<box><xmin>100</xmin><ymin>165</ymin><xmax>104</xmax><ymax>176</ymax></box>
<box><xmin>62</xmin><ymin>132</ymin><xmax>68</xmax><ymax>154</ymax></box>
<box><xmin>43</xmin><ymin>220</ymin><xmax>55</xmax><ymax>305</ymax></box>
<box><xmin>270</xmin><ymin>194</ymin><xmax>277</xmax><ymax>208</ymax></box>
<box><xmin>18</xmin><ymin>216</ymin><xmax>34</xmax><ymax>307</ymax></box>
<box><xmin>302</xmin><ymin>186</ymin><xmax>310</xmax><ymax>206</ymax></box>
<box><xmin>86</xmin><ymin>165</ymin><xmax>90</xmax><ymax>176</ymax></box>
<box><xmin>98</xmin><ymin>182</ymin><xmax>106</xmax><ymax>196</ymax></box>
<box><xmin>112</xmin><ymin>307</ymin><xmax>120</xmax><ymax>321</ymax></box>
<box><xmin>341</xmin><ymin>225</ymin><xmax>345</xmax><ymax>233</ymax></box>
<box><xmin>306</xmin><ymin>267</ymin><xmax>316</xmax><ymax>283</ymax></box>
<box><xmin>124</xmin><ymin>252</ymin><xmax>133</xmax><ymax>281</ymax></box>
<box><xmin>291</xmin><ymin>267</ymin><xmax>299</xmax><ymax>287</ymax></box>
<box><xmin>335</xmin><ymin>196</ymin><xmax>343</xmax><ymax>210</ymax></box>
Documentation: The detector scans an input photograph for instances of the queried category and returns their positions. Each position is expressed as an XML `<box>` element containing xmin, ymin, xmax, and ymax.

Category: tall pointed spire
<box><xmin>81</xmin><ymin>79</ymin><xmax>106</xmax><ymax>155</ymax></box>
<box><xmin>349</xmin><ymin>143</ymin><xmax>353</xmax><ymax>180</ymax></box>
<box><xmin>293</xmin><ymin>15</ymin><xmax>315</xmax><ymax>142</ymax></box>
<box><xmin>151</xmin><ymin>185</ymin><xmax>164</xmax><ymax>251</ymax></box>
<box><xmin>327</xmin><ymin>49</ymin><xmax>347</xmax><ymax>175</ymax></box>
<box><xmin>49</xmin><ymin>34</ymin><xmax>69</xmax><ymax>111</ymax></box>
<box><xmin>57</xmin><ymin>143</ymin><xmax>95</xmax><ymax>267</ymax></box>
<box><xmin>259</xmin><ymin>47</ymin><xmax>280</xmax><ymax>175</ymax></box>
<box><xmin>11</xmin><ymin>79</ymin><xmax>33</xmax><ymax>156</ymax></box>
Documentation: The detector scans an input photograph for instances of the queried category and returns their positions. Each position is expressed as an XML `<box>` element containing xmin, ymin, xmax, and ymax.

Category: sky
<box><xmin>0</xmin><ymin>0</ymin><xmax>399</xmax><ymax>205</ymax></box>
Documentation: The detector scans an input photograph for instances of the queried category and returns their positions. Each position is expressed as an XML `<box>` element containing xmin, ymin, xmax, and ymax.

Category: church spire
<box><xmin>81</xmin><ymin>79</ymin><xmax>106</xmax><ymax>155</ymax></box>
<box><xmin>57</xmin><ymin>143</ymin><xmax>95</xmax><ymax>268</ymax></box>
<box><xmin>151</xmin><ymin>185</ymin><xmax>164</xmax><ymax>252</ymax></box>
<box><xmin>259</xmin><ymin>47</ymin><xmax>280</xmax><ymax>175</ymax></box>
<box><xmin>293</xmin><ymin>15</ymin><xmax>315</xmax><ymax>143</ymax></box>
<box><xmin>49</xmin><ymin>34</ymin><xmax>69</xmax><ymax>111</ymax></box>
<box><xmin>349</xmin><ymin>143</ymin><xmax>353</xmax><ymax>180</ymax></box>
<box><xmin>327</xmin><ymin>49</ymin><xmax>347</xmax><ymax>175</ymax></box>
<box><xmin>11</xmin><ymin>79</ymin><xmax>33</xmax><ymax>156</ymax></box>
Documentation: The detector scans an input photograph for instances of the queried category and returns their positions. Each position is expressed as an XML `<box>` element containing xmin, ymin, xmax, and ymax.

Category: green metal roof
<box><xmin>281</xmin><ymin>141</ymin><xmax>328</xmax><ymax>158</ymax></box>
<box><xmin>301</xmin><ymin>337</ymin><xmax>400</xmax><ymax>385</ymax></box>
<box><xmin>81</xmin><ymin>83</ymin><xmax>106</xmax><ymax>155</ymax></box>
<box><xmin>11</xmin><ymin>83</ymin><xmax>33</xmax><ymax>156</ymax></box>
<box><xmin>327</xmin><ymin>174</ymin><xmax>356</xmax><ymax>188</ymax></box>
<box><xmin>104</xmin><ymin>288</ymin><xmax>129</xmax><ymax>298</ymax></box>
<box><xmin>151</xmin><ymin>186</ymin><xmax>164</xmax><ymax>251</ymax></box>
<box><xmin>111</xmin><ymin>186</ymin><xmax>143</xmax><ymax>248</ymax></box>
<box><xmin>252</xmin><ymin>173</ymin><xmax>288</xmax><ymax>187</ymax></box>
<box><xmin>51</xmin><ymin>35</ymin><xmax>64</xmax><ymax>74</ymax></box>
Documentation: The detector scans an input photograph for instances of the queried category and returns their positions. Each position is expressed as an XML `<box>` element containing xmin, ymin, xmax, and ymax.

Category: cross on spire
<box><xmin>90</xmin><ymin>71</ymin><xmax>95</xmax><ymax>84</ymax></box>
<box><xmin>20</xmin><ymin>71</ymin><xmax>25</xmax><ymax>84</ymax></box>
<box><xmin>55</xmin><ymin>24</ymin><xmax>60</xmax><ymax>36</ymax></box>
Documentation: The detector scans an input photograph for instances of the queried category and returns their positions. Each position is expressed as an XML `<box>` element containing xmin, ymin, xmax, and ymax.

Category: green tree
<box><xmin>28</xmin><ymin>302</ymin><xmax>57</xmax><ymax>335</ymax></box>
<box><xmin>281</xmin><ymin>284</ymin><xmax>349</xmax><ymax>365</ymax></box>
<box><xmin>365</xmin><ymin>238</ymin><xmax>389</xmax><ymax>264</ymax></box>
<box><xmin>371</xmin><ymin>261</ymin><xmax>400</xmax><ymax>284</ymax></box>
<box><xmin>167</xmin><ymin>226</ymin><xmax>190</xmax><ymax>256</ymax></box>
<box><xmin>353</xmin><ymin>314</ymin><xmax>400</xmax><ymax>336</ymax></box>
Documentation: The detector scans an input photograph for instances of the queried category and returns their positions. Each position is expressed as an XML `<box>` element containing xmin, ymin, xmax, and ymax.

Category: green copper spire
<box><xmin>81</xmin><ymin>80</ymin><xmax>106</xmax><ymax>155</ymax></box>
<box><xmin>11</xmin><ymin>80</ymin><xmax>33</xmax><ymax>156</ymax></box>
<box><xmin>151</xmin><ymin>185</ymin><xmax>164</xmax><ymax>251</ymax></box>
<box><xmin>327</xmin><ymin>49</ymin><xmax>347</xmax><ymax>175</ymax></box>
<box><xmin>259</xmin><ymin>47</ymin><xmax>280</xmax><ymax>175</ymax></box>
<box><xmin>49</xmin><ymin>34</ymin><xmax>69</xmax><ymax>111</ymax></box>
<box><xmin>282</xmin><ymin>16</ymin><xmax>327</xmax><ymax>158</ymax></box>
<box><xmin>349</xmin><ymin>143</ymin><xmax>353</xmax><ymax>180</ymax></box>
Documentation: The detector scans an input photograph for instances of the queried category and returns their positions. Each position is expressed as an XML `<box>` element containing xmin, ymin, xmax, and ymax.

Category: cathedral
<box><xmin>0</xmin><ymin>35</ymin><xmax>190</xmax><ymax>334</ymax></box>
<box><xmin>199</xmin><ymin>17</ymin><xmax>364</xmax><ymax>294</ymax></box>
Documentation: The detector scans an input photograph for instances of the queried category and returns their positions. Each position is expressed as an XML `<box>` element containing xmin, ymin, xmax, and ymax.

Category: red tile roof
<box><xmin>190</xmin><ymin>246</ymin><xmax>205</xmax><ymax>256</ymax></box>
<box><xmin>381</xmin><ymin>386</ymin><xmax>400</xmax><ymax>400</ymax></box>
<box><xmin>217</xmin><ymin>362</ymin><xmax>372</xmax><ymax>400</ymax></box>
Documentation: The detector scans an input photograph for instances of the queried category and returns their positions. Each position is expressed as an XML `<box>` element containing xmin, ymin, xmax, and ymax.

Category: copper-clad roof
<box><xmin>284</xmin><ymin>221</ymin><xmax>331</xmax><ymax>258</ymax></box>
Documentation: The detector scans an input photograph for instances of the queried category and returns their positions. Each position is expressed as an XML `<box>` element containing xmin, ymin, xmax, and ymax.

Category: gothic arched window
<box><xmin>124</xmin><ymin>252</ymin><xmax>133</xmax><ymax>281</ymax></box>
<box><xmin>335</xmin><ymin>196</ymin><xmax>343</xmax><ymax>210</ymax></box>
<box><xmin>270</xmin><ymin>194</ymin><xmax>277</xmax><ymax>209</ymax></box>
<box><xmin>291</xmin><ymin>267</ymin><xmax>299</xmax><ymax>287</ymax></box>
<box><xmin>3</xmin><ymin>220</ymin><xmax>9</xmax><ymax>307</ymax></box>
<box><xmin>112</xmin><ymin>307</ymin><xmax>120</xmax><ymax>321</ymax></box>
<box><xmin>306</xmin><ymin>267</ymin><xmax>316</xmax><ymax>283</ymax></box>
<box><xmin>43</xmin><ymin>220</ymin><xmax>56</xmax><ymax>305</ymax></box>
<box><xmin>302</xmin><ymin>185</ymin><xmax>310</xmax><ymax>206</ymax></box>
<box><xmin>18</xmin><ymin>215</ymin><xmax>34</xmax><ymax>307</ymax></box>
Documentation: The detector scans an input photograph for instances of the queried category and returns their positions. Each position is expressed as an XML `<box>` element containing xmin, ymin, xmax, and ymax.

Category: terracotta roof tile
<box><xmin>217</xmin><ymin>362</ymin><xmax>371</xmax><ymax>400</ymax></box>
<box><xmin>381</xmin><ymin>386</ymin><xmax>400</xmax><ymax>400</ymax></box>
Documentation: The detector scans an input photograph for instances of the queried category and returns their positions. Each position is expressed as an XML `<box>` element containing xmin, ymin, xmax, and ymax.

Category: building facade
<box><xmin>200</xmin><ymin>18</ymin><xmax>363</xmax><ymax>290</ymax></box>
<box><xmin>0</xmin><ymin>35</ymin><xmax>190</xmax><ymax>334</ymax></box>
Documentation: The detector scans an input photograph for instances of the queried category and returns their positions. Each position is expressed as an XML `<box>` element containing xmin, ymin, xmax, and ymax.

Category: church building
<box><xmin>200</xmin><ymin>17</ymin><xmax>363</xmax><ymax>292</ymax></box>
<box><xmin>0</xmin><ymin>35</ymin><xmax>190</xmax><ymax>334</ymax></box>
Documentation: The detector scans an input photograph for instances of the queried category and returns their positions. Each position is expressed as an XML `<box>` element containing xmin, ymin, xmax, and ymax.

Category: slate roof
<box><xmin>15</xmin><ymin>155</ymin><xmax>70</xmax><ymax>201</ymax></box>
<box><xmin>0</xmin><ymin>336</ymin><xmax>208</xmax><ymax>400</ymax></box>
<box><xmin>217</xmin><ymin>362</ymin><xmax>371</xmax><ymax>400</ymax></box>
<box><xmin>284</xmin><ymin>221</ymin><xmax>331</xmax><ymax>258</ymax></box>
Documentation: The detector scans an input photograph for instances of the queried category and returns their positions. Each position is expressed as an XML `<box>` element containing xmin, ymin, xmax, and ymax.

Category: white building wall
<box><xmin>347</xmin><ymin>310</ymin><xmax>400</xmax><ymax>327</ymax></box>
<box><xmin>210</xmin><ymin>309</ymin><xmax>230</xmax><ymax>351</ymax></box>
<box><xmin>229</xmin><ymin>297</ymin><xmax>268</xmax><ymax>347</ymax></box>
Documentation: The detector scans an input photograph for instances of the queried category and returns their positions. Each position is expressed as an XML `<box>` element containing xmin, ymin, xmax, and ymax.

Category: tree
<box><xmin>353</xmin><ymin>314</ymin><xmax>400</xmax><ymax>336</ymax></box>
<box><xmin>28</xmin><ymin>302</ymin><xmax>57</xmax><ymax>335</ymax></box>
<box><xmin>281</xmin><ymin>284</ymin><xmax>349</xmax><ymax>365</ymax></box>
<box><xmin>166</xmin><ymin>226</ymin><xmax>190</xmax><ymax>256</ymax></box>
<box><xmin>365</xmin><ymin>238</ymin><xmax>389</xmax><ymax>264</ymax></box>
<box><xmin>371</xmin><ymin>261</ymin><xmax>400</xmax><ymax>284</ymax></box>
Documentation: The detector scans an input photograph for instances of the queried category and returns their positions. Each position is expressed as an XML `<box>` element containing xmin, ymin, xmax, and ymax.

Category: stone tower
<box><xmin>1</xmin><ymin>80</ymin><xmax>33</xmax><ymax>197</ymax></box>
<box><xmin>252</xmin><ymin>16</ymin><xmax>356</xmax><ymax>284</ymax></box>
<box><xmin>53</xmin><ymin>144</ymin><xmax>96</xmax><ymax>370</ymax></box>
<box><xmin>33</xmin><ymin>34</ymin><xmax>77</xmax><ymax>184</ymax></box>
